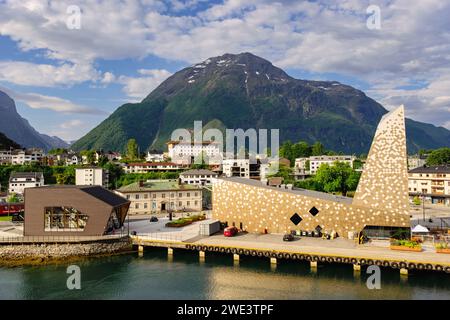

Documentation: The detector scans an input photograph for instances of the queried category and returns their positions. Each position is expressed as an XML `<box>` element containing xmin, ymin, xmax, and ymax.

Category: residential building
<box><xmin>167</xmin><ymin>140</ymin><xmax>222</xmax><ymax>165</ymax></box>
<box><xmin>408</xmin><ymin>155</ymin><xmax>427</xmax><ymax>170</ymax></box>
<box><xmin>146</xmin><ymin>152</ymin><xmax>165</xmax><ymax>162</ymax></box>
<box><xmin>408</xmin><ymin>165</ymin><xmax>450</xmax><ymax>206</ymax></box>
<box><xmin>124</xmin><ymin>162</ymin><xmax>184</xmax><ymax>174</ymax></box>
<box><xmin>6</xmin><ymin>148</ymin><xmax>44</xmax><ymax>165</ymax></box>
<box><xmin>180</xmin><ymin>169</ymin><xmax>219</xmax><ymax>186</ymax></box>
<box><xmin>116</xmin><ymin>179</ymin><xmax>203</xmax><ymax>215</ymax></box>
<box><xmin>295</xmin><ymin>155</ymin><xmax>356</xmax><ymax>175</ymax></box>
<box><xmin>66</xmin><ymin>154</ymin><xmax>82</xmax><ymax>165</ymax></box>
<box><xmin>222</xmin><ymin>158</ymin><xmax>268</xmax><ymax>180</ymax></box>
<box><xmin>222</xmin><ymin>158</ymin><xmax>251</xmax><ymax>178</ymax></box>
<box><xmin>213</xmin><ymin>106</ymin><xmax>410</xmax><ymax>239</ymax></box>
<box><xmin>24</xmin><ymin>186</ymin><xmax>130</xmax><ymax>236</ymax></box>
<box><xmin>0</xmin><ymin>150</ymin><xmax>12</xmax><ymax>164</ymax></box>
<box><xmin>8</xmin><ymin>172</ymin><xmax>45</xmax><ymax>195</ymax></box>
<box><xmin>75</xmin><ymin>167</ymin><xmax>109</xmax><ymax>188</ymax></box>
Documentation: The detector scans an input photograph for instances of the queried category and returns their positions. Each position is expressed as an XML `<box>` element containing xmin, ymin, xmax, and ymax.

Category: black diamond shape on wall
<box><xmin>290</xmin><ymin>213</ymin><xmax>302</xmax><ymax>225</ymax></box>
<box><xmin>309</xmin><ymin>206</ymin><xmax>319</xmax><ymax>216</ymax></box>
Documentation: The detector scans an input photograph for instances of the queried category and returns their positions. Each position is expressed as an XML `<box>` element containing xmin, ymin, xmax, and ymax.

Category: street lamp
<box><xmin>422</xmin><ymin>192</ymin><xmax>426</xmax><ymax>223</ymax></box>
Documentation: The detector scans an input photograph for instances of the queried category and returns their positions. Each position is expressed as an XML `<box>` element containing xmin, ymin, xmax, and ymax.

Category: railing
<box><xmin>0</xmin><ymin>234</ymin><xmax>129</xmax><ymax>244</ymax></box>
<box><xmin>132</xmin><ymin>232</ymin><xmax>184</xmax><ymax>242</ymax></box>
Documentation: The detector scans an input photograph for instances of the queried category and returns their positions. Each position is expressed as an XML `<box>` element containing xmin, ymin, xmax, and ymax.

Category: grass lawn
<box><xmin>0</xmin><ymin>216</ymin><xmax>12</xmax><ymax>222</ymax></box>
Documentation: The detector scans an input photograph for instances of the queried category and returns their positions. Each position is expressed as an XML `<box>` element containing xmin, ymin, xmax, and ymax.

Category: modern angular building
<box><xmin>212</xmin><ymin>106</ymin><xmax>410</xmax><ymax>238</ymax></box>
<box><xmin>24</xmin><ymin>186</ymin><xmax>130</xmax><ymax>236</ymax></box>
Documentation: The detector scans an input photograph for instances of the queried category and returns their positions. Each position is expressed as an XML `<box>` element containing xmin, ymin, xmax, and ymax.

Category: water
<box><xmin>0</xmin><ymin>248</ymin><xmax>449</xmax><ymax>299</ymax></box>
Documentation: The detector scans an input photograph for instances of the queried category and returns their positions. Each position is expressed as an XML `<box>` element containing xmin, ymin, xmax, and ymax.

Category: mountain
<box><xmin>0</xmin><ymin>132</ymin><xmax>20</xmax><ymax>149</ymax></box>
<box><xmin>72</xmin><ymin>53</ymin><xmax>450</xmax><ymax>154</ymax></box>
<box><xmin>0</xmin><ymin>90</ymin><xmax>69</xmax><ymax>151</ymax></box>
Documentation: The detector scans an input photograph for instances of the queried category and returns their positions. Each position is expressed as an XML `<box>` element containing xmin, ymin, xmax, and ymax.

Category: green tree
<box><xmin>279</xmin><ymin>141</ymin><xmax>293</xmax><ymax>163</ymax></box>
<box><xmin>97</xmin><ymin>155</ymin><xmax>109</xmax><ymax>167</ymax></box>
<box><xmin>314</xmin><ymin>162</ymin><xmax>360</xmax><ymax>196</ymax></box>
<box><xmin>268</xmin><ymin>164</ymin><xmax>294</xmax><ymax>183</ymax></box>
<box><xmin>126</xmin><ymin>138</ymin><xmax>139</xmax><ymax>160</ymax></box>
<box><xmin>7</xmin><ymin>193</ymin><xmax>20</xmax><ymax>203</ymax></box>
<box><xmin>81</xmin><ymin>150</ymin><xmax>96</xmax><ymax>164</ymax></box>
<box><xmin>103</xmin><ymin>162</ymin><xmax>124</xmax><ymax>189</ymax></box>
<box><xmin>426</xmin><ymin>148</ymin><xmax>450</xmax><ymax>165</ymax></box>
<box><xmin>311</xmin><ymin>142</ymin><xmax>325</xmax><ymax>156</ymax></box>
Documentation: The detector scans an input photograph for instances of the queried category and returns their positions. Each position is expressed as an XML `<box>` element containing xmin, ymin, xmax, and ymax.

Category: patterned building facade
<box><xmin>212</xmin><ymin>106</ymin><xmax>410</xmax><ymax>238</ymax></box>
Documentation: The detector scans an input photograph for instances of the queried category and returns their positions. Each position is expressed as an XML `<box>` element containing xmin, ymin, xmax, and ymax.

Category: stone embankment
<box><xmin>0</xmin><ymin>237</ymin><xmax>132</xmax><ymax>266</ymax></box>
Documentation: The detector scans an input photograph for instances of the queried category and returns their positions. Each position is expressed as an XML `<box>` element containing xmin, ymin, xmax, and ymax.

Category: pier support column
<box><xmin>270</xmin><ymin>257</ymin><xmax>277</xmax><ymax>265</ymax></box>
<box><xmin>199</xmin><ymin>251</ymin><xmax>205</xmax><ymax>258</ymax></box>
<box><xmin>168</xmin><ymin>248</ymin><xmax>173</xmax><ymax>255</ymax></box>
<box><xmin>310</xmin><ymin>261</ymin><xmax>318</xmax><ymax>268</ymax></box>
<box><xmin>138</xmin><ymin>245</ymin><xmax>144</xmax><ymax>257</ymax></box>
<box><xmin>400</xmin><ymin>268</ymin><xmax>408</xmax><ymax>276</ymax></box>
<box><xmin>233</xmin><ymin>254</ymin><xmax>240</xmax><ymax>262</ymax></box>
<box><xmin>353</xmin><ymin>264</ymin><xmax>361</xmax><ymax>272</ymax></box>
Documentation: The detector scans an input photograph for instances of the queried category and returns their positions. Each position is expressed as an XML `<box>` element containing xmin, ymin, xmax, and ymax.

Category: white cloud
<box><xmin>0</xmin><ymin>86</ymin><xmax>106</xmax><ymax>115</ymax></box>
<box><xmin>118</xmin><ymin>69</ymin><xmax>172</xmax><ymax>100</ymax></box>
<box><xmin>0</xmin><ymin>0</ymin><xmax>449</xmax><ymax>127</ymax></box>
<box><xmin>59</xmin><ymin>119</ymin><xmax>83</xmax><ymax>129</ymax></box>
<box><xmin>0</xmin><ymin>61</ymin><xmax>98</xmax><ymax>87</ymax></box>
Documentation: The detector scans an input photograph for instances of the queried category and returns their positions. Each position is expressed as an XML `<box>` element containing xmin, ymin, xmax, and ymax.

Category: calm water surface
<box><xmin>0</xmin><ymin>248</ymin><xmax>449</xmax><ymax>299</ymax></box>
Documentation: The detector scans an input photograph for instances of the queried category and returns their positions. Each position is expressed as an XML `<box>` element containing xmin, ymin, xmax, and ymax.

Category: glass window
<box><xmin>135</xmin><ymin>194</ymin><xmax>140</xmax><ymax>200</ymax></box>
<box><xmin>44</xmin><ymin>207</ymin><xmax>89</xmax><ymax>232</ymax></box>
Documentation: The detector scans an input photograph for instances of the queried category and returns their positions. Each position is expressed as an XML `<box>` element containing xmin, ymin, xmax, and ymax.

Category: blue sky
<box><xmin>0</xmin><ymin>0</ymin><xmax>449</xmax><ymax>141</ymax></box>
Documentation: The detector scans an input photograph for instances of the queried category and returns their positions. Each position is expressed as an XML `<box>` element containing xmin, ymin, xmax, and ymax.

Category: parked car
<box><xmin>150</xmin><ymin>216</ymin><xmax>159</xmax><ymax>222</ymax></box>
<box><xmin>283</xmin><ymin>233</ymin><xmax>295</xmax><ymax>242</ymax></box>
<box><xmin>224</xmin><ymin>226</ymin><xmax>238</xmax><ymax>237</ymax></box>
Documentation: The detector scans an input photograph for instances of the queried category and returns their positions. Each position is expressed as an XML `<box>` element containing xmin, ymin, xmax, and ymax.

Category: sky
<box><xmin>0</xmin><ymin>0</ymin><xmax>449</xmax><ymax>142</ymax></box>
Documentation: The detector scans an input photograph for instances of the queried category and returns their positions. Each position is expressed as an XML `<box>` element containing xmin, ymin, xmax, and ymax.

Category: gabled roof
<box><xmin>9</xmin><ymin>172</ymin><xmax>44</xmax><ymax>182</ymax></box>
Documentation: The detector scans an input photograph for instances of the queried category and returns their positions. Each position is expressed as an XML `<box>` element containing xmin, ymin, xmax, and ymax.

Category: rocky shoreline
<box><xmin>0</xmin><ymin>238</ymin><xmax>133</xmax><ymax>266</ymax></box>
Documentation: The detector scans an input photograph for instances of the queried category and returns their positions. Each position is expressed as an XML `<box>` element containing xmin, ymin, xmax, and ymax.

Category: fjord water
<box><xmin>0</xmin><ymin>248</ymin><xmax>449</xmax><ymax>300</ymax></box>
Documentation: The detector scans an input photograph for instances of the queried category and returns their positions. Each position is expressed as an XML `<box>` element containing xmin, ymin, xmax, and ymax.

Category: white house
<box><xmin>295</xmin><ymin>155</ymin><xmax>356</xmax><ymax>175</ymax></box>
<box><xmin>408</xmin><ymin>165</ymin><xmax>450</xmax><ymax>206</ymax></box>
<box><xmin>8</xmin><ymin>172</ymin><xmax>45</xmax><ymax>195</ymax></box>
<box><xmin>167</xmin><ymin>141</ymin><xmax>222</xmax><ymax>165</ymax></box>
<box><xmin>180</xmin><ymin>169</ymin><xmax>219</xmax><ymax>186</ymax></box>
<box><xmin>10</xmin><ymin>149</ymin><xmax>44</xmax><ymax>165</ymax></box>
<box><xmin>124</xmin><ymin>162</ymin><xmax>184</xmax><ymax>173</ymax></box>
<box><xmin>145</xmin><ymin>152</ymin><xmax>165</xmax><ymax>162</ymax></box>
<box><xmin>75</xmin><ymin>167</ymin><xmax>109</xmax><ymax>188</ymax></box>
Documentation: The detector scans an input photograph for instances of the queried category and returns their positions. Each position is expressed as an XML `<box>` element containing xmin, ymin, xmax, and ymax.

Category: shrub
<box><xmin>390</xmin><ymin>239</ymin><xmax>421</xmax><ymax>249</ymax></box>
<box><xmin>435</xmin><ymin>243</ymin><xmax>448</xmax><ymax>250</ymax></box>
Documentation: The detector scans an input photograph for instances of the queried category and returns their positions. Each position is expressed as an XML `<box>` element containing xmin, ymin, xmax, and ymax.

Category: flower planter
<box><xmin>436</xmin><ymin>248</ymin><xmax>450</xmax><ymax>254</ymax></box>
<box><xmin>390</xmin><ymin>245</ymin><xmax>422</xmax><ymax>252</ymax></box>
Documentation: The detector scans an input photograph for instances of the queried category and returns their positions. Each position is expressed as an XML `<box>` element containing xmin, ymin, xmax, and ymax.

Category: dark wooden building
<box><xmin>24</xmin><ymin>186</ymin><xmax>130</xmax><ymax>236</ymax></box>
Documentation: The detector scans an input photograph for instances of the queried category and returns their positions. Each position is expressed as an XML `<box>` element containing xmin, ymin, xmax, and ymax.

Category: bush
<box><xmin>165</xmin><ymin>214</ymin><xmax>206</xmax><ymax>227</ymax></box>
<box><xmin>435</xmin><ymin>243</ymin><xmax>448</xmax><ymax>250</ymax></box>
<box><xmin>390</xmin><ymin>239</ymin><xmax>421</xmax><ymax>249</ymax></box>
